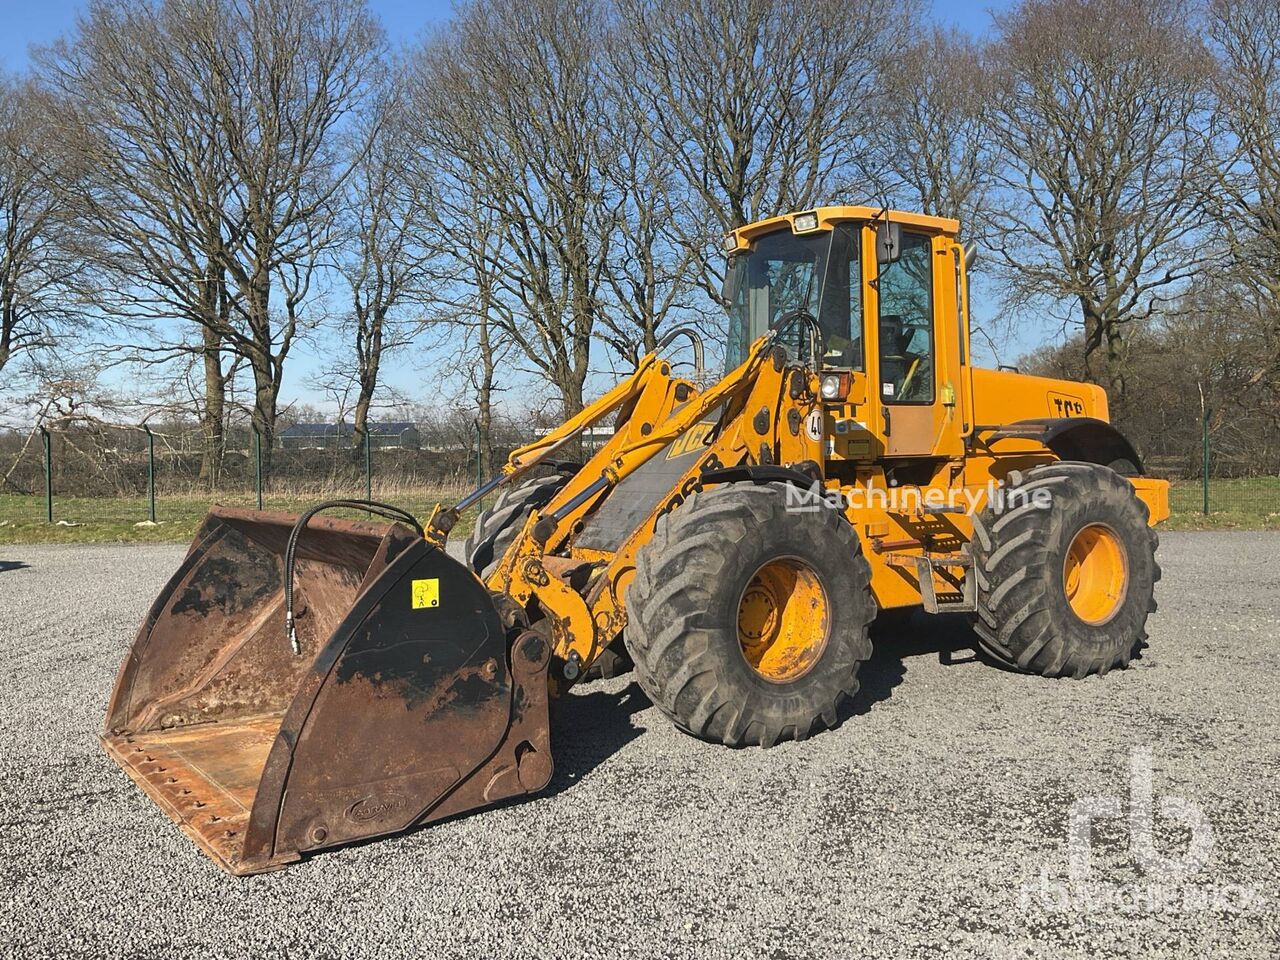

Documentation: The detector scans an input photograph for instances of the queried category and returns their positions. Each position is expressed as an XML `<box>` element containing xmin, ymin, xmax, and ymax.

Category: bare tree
<box><xmin>869</xmin><ymin>27</ymin><xmax>995</xmax><ymax>246</ymax></box>
<box><xmin>594</xmin><ymin>46</ymin><xmax>706</xmax><ymax>365</ymax></box>
<box><xmin>47</xmin><ymin>0</ymin><xmax>384</xmax><ymax>480</ymax></box>
<box><xmin>410</xmin><ymin>0</ymin><xmax>616</xmax><ymax>418</ymax></box>
<box><xmin>0</xmin><ymin>75</ymin><xmax>86</xmax><ymax>384</ymax></box>
<box><xmin>987</xmin><ymin>0</ymin><xmax>1218</xmax><ymax>406</ymax></box>
<box><xmin>332</xmin><ymin>79</ymin><xmax>435</xmax><ymax>454</ymax></box>
<box><xmin>1208</xmin><ymin>0</ymin><xmax>1280</xmax><ymax>421</ymax></box>
<box><xmin>204</xmin><ymin>0</ymin><xmax>385</xmax><ymax>475</ymax></box>
<box><xmin>449</xmin><ymin>211</ymin><xmax>513</xmax><ymax>478</ymax></box>
<box><xmin>398</xmin><ymin>24</ymin><xmax>517</xmax><ymax>477</ymax></box>
<box><xmin>611</xmin><ymin>0</ymin><xmax>902</xmax><ymax>296</ymax></box>
<box><xmin>41</xmin><ymin>1</ymin><xmax>236</xmax><ymax>482</ymax></box>
<box><xmin>405</xmin><ymin>131</ymin><xmax>522</xmax><ymax>477</ymax></box>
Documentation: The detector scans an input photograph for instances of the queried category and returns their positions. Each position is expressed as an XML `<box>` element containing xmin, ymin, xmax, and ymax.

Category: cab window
<box><xmin>877</xmin><ymin>232</ymin><xmax>933</xmax><ymax>403</ymax></box>
<box><xmin>725</xmin><ymin>230</ymin><xmax>826</xmax><ymax>369</ymax></box>
<box><xmin>724</xmin><ymin>225</ymin><xmax>860</xmax><ymax>370</ymax></box>
<box><xmin>817</xmin><ymin>224</ymin><xmax>862</xmax><ymax>370</ymax></box>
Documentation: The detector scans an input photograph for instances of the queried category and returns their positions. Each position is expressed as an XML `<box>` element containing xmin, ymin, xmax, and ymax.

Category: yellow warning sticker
<box><xmin>411</xmin><ymin>578</ymin><xmax>440</xmax><ymax>609</ymax></box>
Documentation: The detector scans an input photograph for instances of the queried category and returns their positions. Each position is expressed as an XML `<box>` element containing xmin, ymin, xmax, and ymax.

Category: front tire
<box><xmin>971</xmin><ymin>461</ymin><xmax>1159</xmax><ymax>678</ymax></box>
<box><xmin>465</xmin><ymin>472</ymin><xmax>570</xmax><ymax>577</ymax></box>
<box><xmin>626</xmin><ymin>482</ymin><xmax>876</xmax><ymax>748</ymax></box>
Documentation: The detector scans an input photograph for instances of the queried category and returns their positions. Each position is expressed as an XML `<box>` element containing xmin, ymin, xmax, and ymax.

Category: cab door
<box><xmin>867</xmin><ymin>227</ymin><xmax>964</xmax><ymax>459</ymax></box>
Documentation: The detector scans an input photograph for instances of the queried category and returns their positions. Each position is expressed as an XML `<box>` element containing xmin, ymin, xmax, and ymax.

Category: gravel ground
<box><xmin>0</xmin><ymin>533</ymin><xmax>1276</xmax><ymax>959</ymax></box>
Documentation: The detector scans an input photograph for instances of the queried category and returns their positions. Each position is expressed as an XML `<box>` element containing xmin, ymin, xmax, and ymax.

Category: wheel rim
<box><xmin>736</xmin><ymin>557</ymin><xmax>830</xmax><ymax>682</ymax></box>
<box><xmin>1062</xmin><ymin>523</ymin><xmax>1129</xmax><ymax>625</ymax></box>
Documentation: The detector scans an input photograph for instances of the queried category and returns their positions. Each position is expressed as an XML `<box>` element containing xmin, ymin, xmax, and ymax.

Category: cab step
<box><xmin>882</xmin><ymin>550</ymin><xmax>976</xmax><ymax>614</ymax></box>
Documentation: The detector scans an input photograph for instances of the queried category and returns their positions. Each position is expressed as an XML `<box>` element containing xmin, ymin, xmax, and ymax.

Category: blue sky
<box><xmin>1</xmin><ymin>0</ymin><xmax>1020</xmax><ymax>415</ymax></box>
<box><xmin>0</xmin><ymin>0</ymin><xmax>461</xmax><ymax>66</ymax></box>
<box><xmin>1</xmin><ymin>0</ymin><xmax>1013</xmax><ymax>80</ymax></box>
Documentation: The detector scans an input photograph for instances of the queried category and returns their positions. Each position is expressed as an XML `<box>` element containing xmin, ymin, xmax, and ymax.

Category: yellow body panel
<box><xmin>970</xmin><ymin>367</ymin><xmax>1108</xmax><ymax>424</ymax></box>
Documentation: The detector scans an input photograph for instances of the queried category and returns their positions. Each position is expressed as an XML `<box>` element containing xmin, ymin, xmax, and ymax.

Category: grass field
<box><xmin>1</xmin><ymin>476</ymin><xmax>1276</xmax><ymax>544</ymax></box>
<box><xmin>1163</xmin><ymin>475</ymin><xmax>1280</xmax><ymax>530</ymax></box>
<box><xmin>0</xmin><ymin>488</ymin><xmax>477</xmax><ymax>545</ymax></box>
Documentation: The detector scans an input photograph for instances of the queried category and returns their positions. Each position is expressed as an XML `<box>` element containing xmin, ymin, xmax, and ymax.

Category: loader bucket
<box><xmin>102</xmin><ymin>507</ymin><xmax>552</xmax><ymax>875</ymax></box>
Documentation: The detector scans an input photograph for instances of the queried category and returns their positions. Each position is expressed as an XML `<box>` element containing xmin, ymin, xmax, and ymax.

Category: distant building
<box><xmin>278</xmin><ymin>422</ymin><xmax>421</xmax><ymax>451</ymax></box>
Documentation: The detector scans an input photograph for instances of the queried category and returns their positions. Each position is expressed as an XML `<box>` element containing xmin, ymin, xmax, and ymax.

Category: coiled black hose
<box><xmin>282</xmin><ymin>499</ymin><xmax>424</xmax><ymax>654</ymax></box>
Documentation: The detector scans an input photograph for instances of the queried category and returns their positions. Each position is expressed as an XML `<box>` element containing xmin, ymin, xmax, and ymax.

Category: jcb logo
<box><xmin>1050</xmin><ymin>393</ymin><xmax>1086</xmax><ymax>418</ymax></box>
<box><xmin>653</xmin><ymin>453</ymin><xmax>725</xmax><ymax>526</ymax></box>
<box><xmin>665</xmin><ymin>421</ymin><xmax>713</xmax><ymax>459</ymax></box>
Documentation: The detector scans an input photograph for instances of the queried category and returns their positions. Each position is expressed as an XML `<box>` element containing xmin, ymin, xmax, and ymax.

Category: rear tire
<box><xmin>971</xmin><ymin>461</ymin><xmax>1159</xmax><ymax>678</ymax></box>
<box><xmin>626</xmin><ymin>482</ymin><xmax>875</xmax><ymax>748</ymax></box>
<box><xmin>465</xmin><ymin>472</ymin><xmax>570</xmax><ymax>577</ymax></box>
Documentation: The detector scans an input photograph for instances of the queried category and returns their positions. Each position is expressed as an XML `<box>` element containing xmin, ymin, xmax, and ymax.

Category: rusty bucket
<box><xmin>102</xmin><ymin>507</ymin><xmax>552</xmax><ymax>875</ymax></box>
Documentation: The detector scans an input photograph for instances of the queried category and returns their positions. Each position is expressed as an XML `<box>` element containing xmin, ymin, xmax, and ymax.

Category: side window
<box><xmin>953</xmin><ymin>247</ymin><xmax>966</xmax><ymax>367</ymax></box>
<box><xmin>842</xmin><ymin>241</ymin><xmax>864</xmax><ymax>371</ymax></box>
<box><xmin>877</xmin><ymin>232</ymin><xmax>933</xmax><ymax>403</ymax></box>
<box><xmin>817</xmin><ymin>224</ymin><xmax>863</xmax><ymax>370</ymax></box>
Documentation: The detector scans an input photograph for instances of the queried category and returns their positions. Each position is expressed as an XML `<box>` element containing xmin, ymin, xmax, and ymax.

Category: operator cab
<box><xmin>724</xmin><ymin>206</ymin><xmax>971</xmax><ymax>459</ymax></box>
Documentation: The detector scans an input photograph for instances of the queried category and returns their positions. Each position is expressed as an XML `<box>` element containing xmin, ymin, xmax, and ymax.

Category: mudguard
<box><xmin>997</xmin><ymin>417</ymin><xmax>1144</xmax><ymax>474</ymax></box>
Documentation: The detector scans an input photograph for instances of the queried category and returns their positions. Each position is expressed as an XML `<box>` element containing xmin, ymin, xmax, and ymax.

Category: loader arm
<box><xmin>519</xmin><ymin>336</ymin><xmax>811</xmax><ymax>556</ymax></box>
<box><xmin>424</xmin><ymin>342</ymin><xmax>682</xmax><ymax>546</ymax></box>
<box><xmin>486</xmin><ymin>334</ymin><xmax>826</xmax><ymax>677</ymax></box>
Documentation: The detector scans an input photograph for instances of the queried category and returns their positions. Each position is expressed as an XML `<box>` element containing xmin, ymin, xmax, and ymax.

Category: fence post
<box><xmin>253</xmin><ymin>428</ymin><xmax>263</xmax><ymax>511</ymax></box>
<box><xmin>364</xmin><ymin>428</ymin><xmax>372</xmax><ymax>504</ymax></box>
<box><xmin>40</xmin><ymin>426</ymin><xmax>53</xmax><ymax>523</ymax></box>
<box><xmin>143</xmin><ymin>424</ymin><xmax>156</xmax><ymax>523</ymax></box>
<box><xmin>1201</xmin><ymin>406</ymin><xmax>1211</xmax><ymax>516</ymax></box>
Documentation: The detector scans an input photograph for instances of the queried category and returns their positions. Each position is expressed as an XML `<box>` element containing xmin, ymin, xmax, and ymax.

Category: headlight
<box><xmin>793</xmin><ymin>211</ymin><xmax>819</xmax><ymax>233</ymax></box>
<box><xmin>819</xmin><ymin>372</ymin><xmax>850</xmax><ymax>401</ymax></box>
<box><xmin>723</xmin><ymin>233</ymin><xmax>738</xmax><ymax>251</ymax></box>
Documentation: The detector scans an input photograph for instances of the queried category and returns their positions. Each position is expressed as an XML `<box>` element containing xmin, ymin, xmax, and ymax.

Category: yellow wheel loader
<box><xmin>102</xmin><ymin>206</ymin><xmax>1169</xmax><ymax>874</ymax></box>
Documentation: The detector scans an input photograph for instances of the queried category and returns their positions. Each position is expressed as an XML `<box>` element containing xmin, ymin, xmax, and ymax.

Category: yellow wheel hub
<box><xmin>736</xmin><ymin>558</ymin><xmax>829</xmax><ymax>682</ymax></box>
<box><xmin>1063</xmin><ymin>523</ymin><xmax>1128</xmax><ymax>625</ymax></box>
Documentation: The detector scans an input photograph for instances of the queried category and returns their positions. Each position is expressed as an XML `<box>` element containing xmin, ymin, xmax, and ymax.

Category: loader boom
<box><xmin>483</xmin><ymin>323</ymin><xmax>826</xmax><ymax>674</ymax></box>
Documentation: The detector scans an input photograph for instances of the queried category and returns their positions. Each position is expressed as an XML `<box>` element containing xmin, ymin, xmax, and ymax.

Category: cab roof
<box><xmin>728</xmin><ymin>205</ymin><xmax>960</xmax><ymax>252</ymax></box>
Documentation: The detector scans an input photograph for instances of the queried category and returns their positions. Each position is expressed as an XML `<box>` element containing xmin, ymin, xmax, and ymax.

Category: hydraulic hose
<box><xmin>282</xmin><ymin>499</ymin><xmax>424</xmax><ymax>655</ymax></box>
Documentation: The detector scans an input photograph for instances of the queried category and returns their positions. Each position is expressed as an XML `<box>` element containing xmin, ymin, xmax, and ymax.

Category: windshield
<box><xmin>723</xmin><ymin>224</ymin><xmax>862</xmax><ymax>372</ymax></box>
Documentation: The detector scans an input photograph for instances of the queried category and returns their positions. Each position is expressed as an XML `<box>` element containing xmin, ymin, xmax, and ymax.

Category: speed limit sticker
<box><xmin>805</xmin><ymin>409</ymin><xmax>824</xmax><ymax>441</ymax></box>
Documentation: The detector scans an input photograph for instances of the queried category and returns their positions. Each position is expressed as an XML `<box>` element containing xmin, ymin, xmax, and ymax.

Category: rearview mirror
<box><xmin>720</xmin><ymin>254</ymin><xmax>737</xmax><ymax>306</ymax></box>
<box><xmin>964</xmin><ymin>244</ymin><xmax>978</xmax><ymax>271</ymax></box>
<box><xmin>876</xmin><ymin>222</ymin><xmax>902</xmax><ymax>266</ymax></box>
